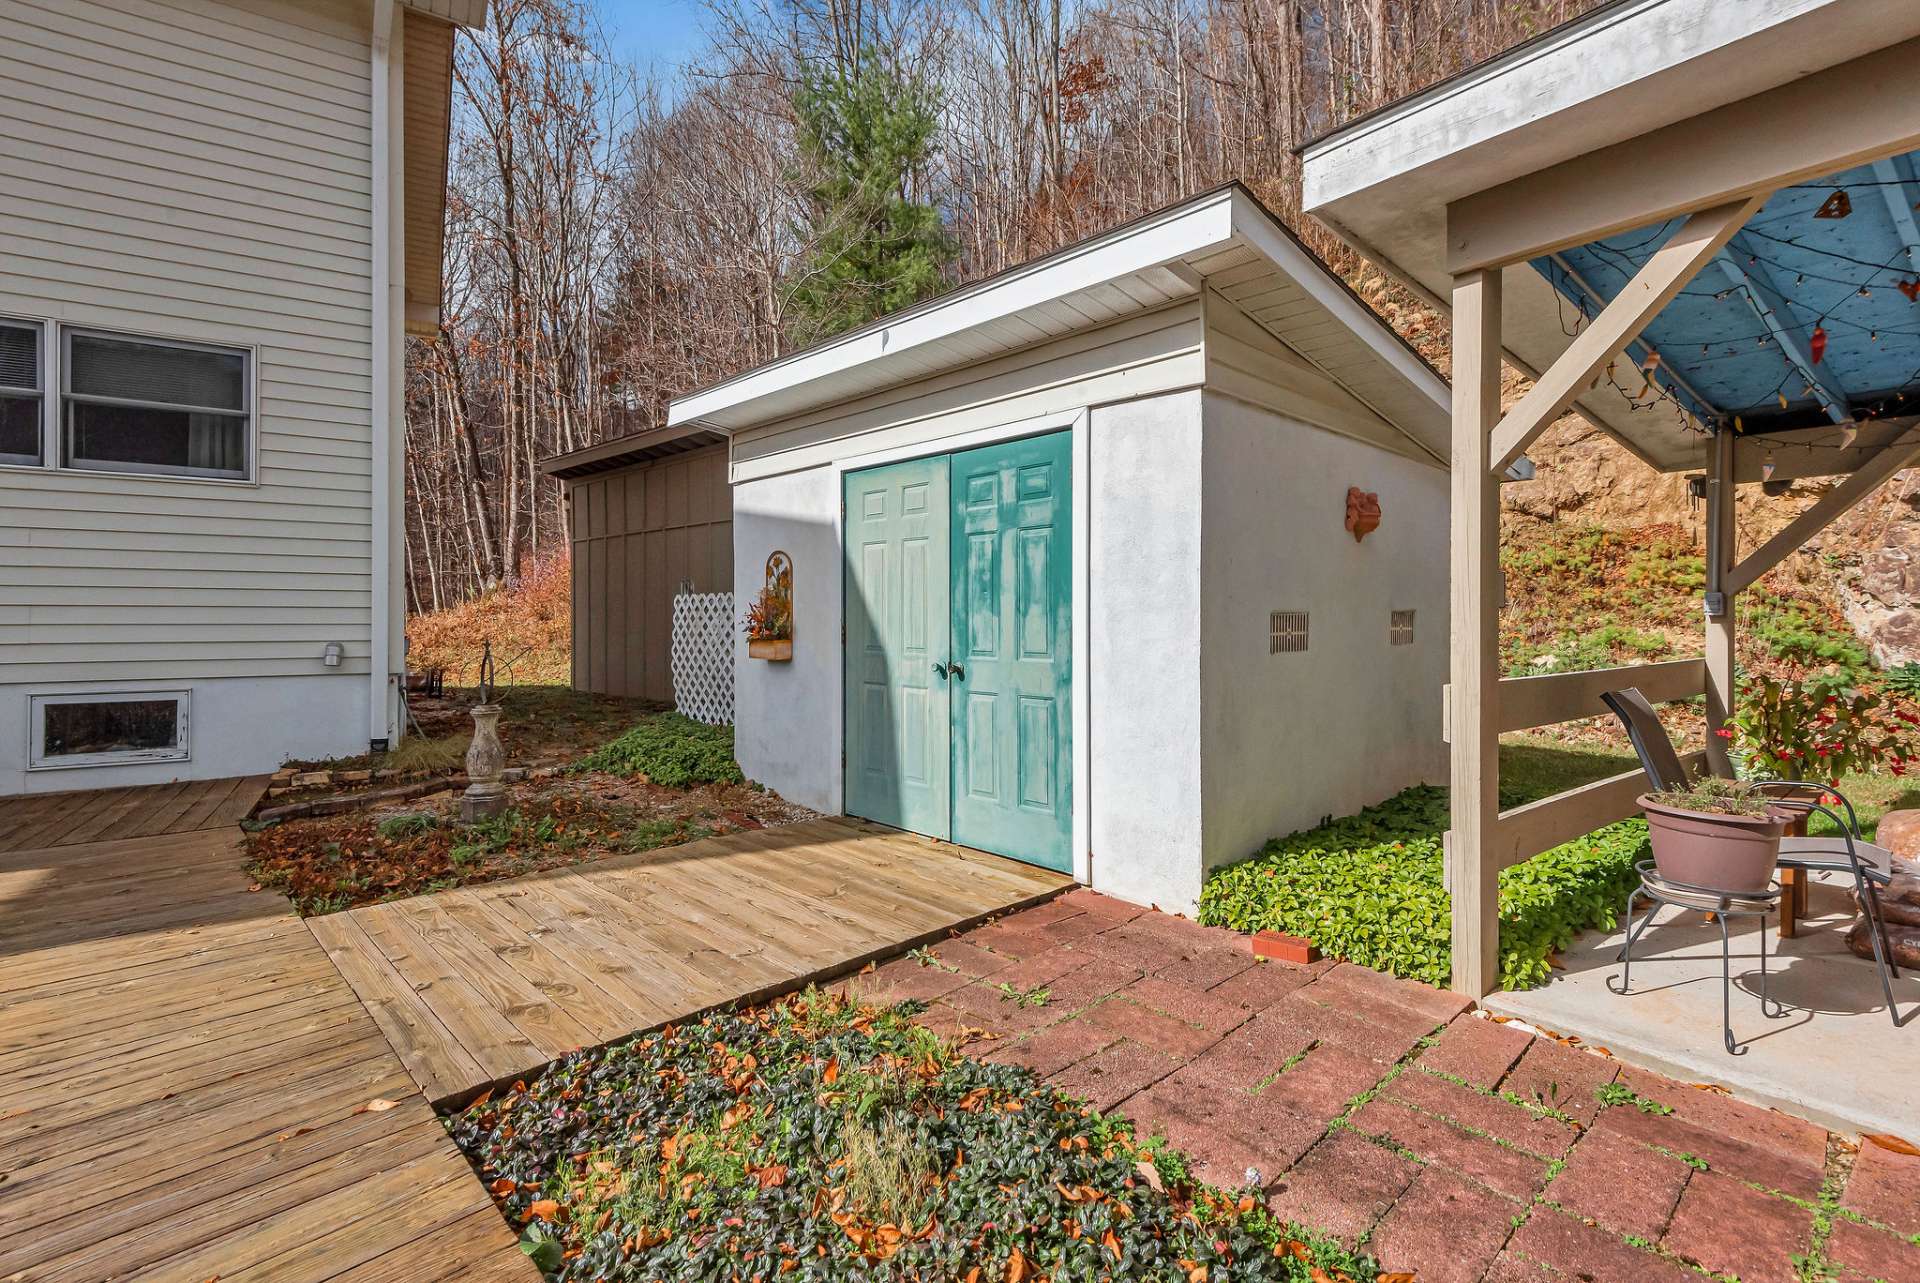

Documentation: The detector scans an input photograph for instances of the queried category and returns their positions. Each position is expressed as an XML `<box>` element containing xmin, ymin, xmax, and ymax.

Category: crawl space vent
<box><xmin>1390</xmin><ymin>610</ymin><xmax>1416</xmax><ymax>646</ymax></box>
<box><xmin>1270</xmin><ymin>611</ymin><xmax>1309</xmax><ymax>654</ymax></box>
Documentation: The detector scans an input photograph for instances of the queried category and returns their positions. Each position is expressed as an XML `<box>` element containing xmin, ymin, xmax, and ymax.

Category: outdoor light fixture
<box><xmin>322</xmin><ymin>641</ymin><xmax>343</xmax><ymax>668</ymax></box>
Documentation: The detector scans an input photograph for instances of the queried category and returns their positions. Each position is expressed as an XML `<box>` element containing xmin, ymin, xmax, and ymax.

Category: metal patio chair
<box><xmin>1600</xmin><ymin>686</ymin><xmax>1910</xmax><ymax>1030</ymax></box>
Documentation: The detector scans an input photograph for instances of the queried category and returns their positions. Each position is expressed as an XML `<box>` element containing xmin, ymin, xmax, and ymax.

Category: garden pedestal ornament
<box><xmin>462</xmin><ymin>702</ymin><xmax>508</xmax><ymax>823</ymax></box>
<box><xmin>461</xmin><ymin>640</ymin><xmax>508</xmax><ymax>823</ymax></box>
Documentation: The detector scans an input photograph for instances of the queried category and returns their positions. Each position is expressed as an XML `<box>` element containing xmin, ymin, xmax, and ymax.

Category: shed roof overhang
<box><xmin>666</xmin><ymin>183</ymin><xmax>1453</xmax><ymax>464</ymax></box>
<box><xmin>1300</xmin><ymin>0</ymin><xmax>1920</xmax><ymax>474</ymax></box>
<box><xmin>542</xmin><ymin>424</ymin><xmax>728</xmax><ymax>480</ymax></box>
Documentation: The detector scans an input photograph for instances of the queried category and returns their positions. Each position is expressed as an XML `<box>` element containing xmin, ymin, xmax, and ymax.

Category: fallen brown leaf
<box><xmin>354</xmin><ymin>1098</ymin><xmax>400</xmax><ymax>1114</ymax></box>
<box><xmin>1865</xmin><ymin>1132</ymin><xmax>1920</xmax><ymax>1156</ymax></box>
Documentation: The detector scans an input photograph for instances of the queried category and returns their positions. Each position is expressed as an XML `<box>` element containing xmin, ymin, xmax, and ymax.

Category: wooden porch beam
<box><xmin>1445</xmin><ymin>37</ymin><xmax>1920</xmax><ymax>274</ymax></box>
<box><xmin>1447</xmin><ymin>269</ymin><xmax>1503</xmax><ymax>1000</ymax></box>
<box><xmin>1487</xmin><ymin>197</ymin><xmax>1766</xmax><ymax>476</ymax></box>
<box><xmin>1725</xmin><ymin>427</ymin><xmax>1920</xmax><ymax>596</ymax></box>
<box><xmin>1497</xmin><ymin>658</ymin><xmax>1705</xmax><ymax>734</ymax></box>
<box><xmin>1492</xmin><ymin>753</ymin><xmax>1706</xmax><ymax>871</ymax></box>
<box><xmin>1704</xmin><ymin>429</ymin><xmax>1737</xmax><ymax>778</ymax></box>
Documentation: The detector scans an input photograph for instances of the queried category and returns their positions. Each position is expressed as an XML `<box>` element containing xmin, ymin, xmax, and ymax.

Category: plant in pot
<box><xmin>1639</xmin><ymin>777</ymin><xmax>1794</xmax><ymax>894</ymax></box>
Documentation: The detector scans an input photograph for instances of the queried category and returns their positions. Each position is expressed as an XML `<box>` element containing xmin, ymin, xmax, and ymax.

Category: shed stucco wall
<box><xmin>1085</xmin><ymin>392</ymin><xmax>1206</xmax><ymax>910</ymax></box>
<box><xmin>1198</xmin><ymin>391</ymin><xmax>1450</xmax><ymax>874</ymax></box>
<box><xmin>731</xmin><ymin>464</ymin><xmax>842</xmax><ymax>816</ymax></box>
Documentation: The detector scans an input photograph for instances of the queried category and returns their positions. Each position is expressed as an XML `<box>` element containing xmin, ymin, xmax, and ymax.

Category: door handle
<box><xmin>950</xmin><ymin>662</ymin><xmax>965</xmax><ymax>681</ymax></box>
<box><xmin>932</xmin><ymin>662</ymin><xmax>948</xmax><ymax>679</ymax></box>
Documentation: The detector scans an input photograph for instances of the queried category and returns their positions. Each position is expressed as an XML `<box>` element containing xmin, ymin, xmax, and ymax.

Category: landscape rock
<box><xmin>1873</xmin><ymin>812</ymin><xmax>1920</xmax><ymax>860</ymax></box>
<box><xmin>339</xmin><ymin>769</ymin><xmax>373</xmax><ymax>784</ymax></box>
<box><xmin>291</xmin><ymin>771</ymin><xmax>330</xmax><ymax>788</ymax></box>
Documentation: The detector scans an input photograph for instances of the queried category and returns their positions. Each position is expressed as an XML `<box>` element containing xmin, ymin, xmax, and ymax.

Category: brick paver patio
<box><xmin>853</xmin><ymin>888</ymin><xmax>1920</xmax><ymax>1283</ymax></box>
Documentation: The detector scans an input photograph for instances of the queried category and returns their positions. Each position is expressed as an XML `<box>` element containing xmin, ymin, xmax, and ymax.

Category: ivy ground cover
<box><xmin>1198</xmin><ymin>784</ymin><xmax>1649</xmax><ymax>991</ymax></box>
<box><xmin>449</xmin><ymin>988</ymin><xmax>1385</xmax><ymax>1282</ymax></box>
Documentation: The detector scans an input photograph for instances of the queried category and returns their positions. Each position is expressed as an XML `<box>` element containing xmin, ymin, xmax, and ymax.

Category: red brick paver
<box><xmin>1418</xmin><ymin>1014</ymin><xmax>1533</xmax><ymax>1088</ymax></box>
<box><xmin>1842</xmin><ymin>1136</ymin><xmax>1920</xmax><ymax>1235</ymax></box>
<box><xmin>1543</xmin><ymin>1124</ymin><xmax>1690</xmax><ymax>1240</ymax></box>
<box><xmin>888</xmin><ymin>891</ymin><xmax>1875</xmax><ymax>1283</ymax></box>
<box><xmin>1663</xmin><ymin>1169</ymin><xmax>1812</xmax><ymax>1283</ymax></box>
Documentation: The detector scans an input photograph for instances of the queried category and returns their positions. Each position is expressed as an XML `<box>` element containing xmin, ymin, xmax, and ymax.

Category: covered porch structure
<box><xmin>1301</xmin><ymin>0</ymin><xmax>1920</xmax><ymax>1022</ymax></box>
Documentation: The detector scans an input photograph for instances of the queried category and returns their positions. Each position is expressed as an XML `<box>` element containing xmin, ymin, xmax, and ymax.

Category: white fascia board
<box><xmin>667</xmin><ymin>191</ymin><xmax>1235</xmax><ymax>431</ymax></box>
<box><xmin>401</xmin><ymin>0</ymin><xmax>488</xmax><ymax>28</ymax></box>
<box><xmin>1228</xmin><ymin>189</ymin><xmax>1449</xmax><ymax>425</ymax></box>
<box><xmin>1301</xmin><ymin>0</ymin><xmax>1857</xmax><ymax>216</ymax></box>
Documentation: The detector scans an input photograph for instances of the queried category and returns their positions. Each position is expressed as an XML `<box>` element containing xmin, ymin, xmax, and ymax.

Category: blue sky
<box><xmin>601</xmin><ymin>0</ymin><xmax>707</xmax><ymax>84</ymax></box>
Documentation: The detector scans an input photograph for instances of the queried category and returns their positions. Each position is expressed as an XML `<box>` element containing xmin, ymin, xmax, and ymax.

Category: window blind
<box><xmin>69</xmin><ymin>334</ymin><xmax>245</xmax><ymax>411</ymax></box>
<box><xmin>0</xmin><ymin>323</ymin><xmax>37</xmax><ymax>392</ymax></box>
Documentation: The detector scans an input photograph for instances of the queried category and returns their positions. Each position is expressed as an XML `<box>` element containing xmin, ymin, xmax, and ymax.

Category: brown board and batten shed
<box><xmin>541</xmin><ymin>425</ymin><xmax>732</xmax><ymax>702</ymax></box>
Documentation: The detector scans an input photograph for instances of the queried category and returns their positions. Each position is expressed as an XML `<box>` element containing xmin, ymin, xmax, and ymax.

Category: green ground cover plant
<box><xmin>450</xmin><ymin>989</ymin><xmax>1386</xmax><ymax>1283</ymax></box>
<box><xmin>572</xmin><ymin>713</ymin><xmax>745</xmax><ymax>788</ymax></box>
<box><xmin>1198</xmin><ymin>779</ymin><xmax>1651</xmax><ymax>992</ymax></box>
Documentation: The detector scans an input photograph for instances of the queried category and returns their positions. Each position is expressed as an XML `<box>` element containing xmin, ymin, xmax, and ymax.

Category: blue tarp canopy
<box><xmin>1533</xmin><ymin>151</ymin><xmax>1920</xmax><ymax>443</ymax></box>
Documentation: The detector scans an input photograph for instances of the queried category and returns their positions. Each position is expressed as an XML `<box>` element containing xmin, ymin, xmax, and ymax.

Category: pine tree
<box><xmin>786</xmin><ymin>49</ymin><xmax>954</xmax><ymax>345</ymax></box>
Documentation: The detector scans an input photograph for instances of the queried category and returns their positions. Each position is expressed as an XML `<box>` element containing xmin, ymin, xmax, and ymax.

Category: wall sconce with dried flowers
<box><xmin>745</xmin><ymin>550</ymin><xmax>793</xmax><ymax>660</ymax></box>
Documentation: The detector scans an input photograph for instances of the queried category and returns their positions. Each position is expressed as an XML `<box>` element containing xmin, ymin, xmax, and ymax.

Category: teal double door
<box><xmin>843</xmin><ymin>431</ymin><xmax>1072</xmax><ymax>872</ymax></box>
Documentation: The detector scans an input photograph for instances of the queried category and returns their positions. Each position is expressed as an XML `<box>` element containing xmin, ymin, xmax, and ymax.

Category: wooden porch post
<box><xmin>1449</xmin><ymin>269</ymin><xmax>1503</xmax><ymax>999</ymax></box>
<box><xmin>1704</xmin><ymin>428</ymin><xmax>1737</xmax><ymax>779</ymax></box>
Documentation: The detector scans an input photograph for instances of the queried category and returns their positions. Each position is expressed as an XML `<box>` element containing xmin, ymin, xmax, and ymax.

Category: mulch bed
<box><xmin>450</xmin><ymin>987</ymin><xmax>1383</xmax><ymax>1282</ymax></box>
<box><xmin>245</xmin><ymin>771</ymin><xmax>814</xmax><ymax>915</ymax></box>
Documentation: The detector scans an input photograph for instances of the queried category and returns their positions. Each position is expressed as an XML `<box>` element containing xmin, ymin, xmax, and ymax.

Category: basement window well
<box><xmin>30</xmin><ymin>691</ymin><xmax>190</xmax><ymax>769</ymax></box>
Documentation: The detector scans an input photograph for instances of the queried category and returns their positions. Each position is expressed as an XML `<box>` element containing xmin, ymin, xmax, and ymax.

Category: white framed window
<box><xmin>29</xmin><ymin>690</ymin><xmax>191</xmax><ymax>770</ymax></box>
<box><xmin>0</xmin><ymin>318</ymin><xmax>46</xmax><ymax>467</ymax></box>
<box><xmin>61</xmin><ymin>328</ymin><xmax>251</xmax><ymax>480</ymax></box>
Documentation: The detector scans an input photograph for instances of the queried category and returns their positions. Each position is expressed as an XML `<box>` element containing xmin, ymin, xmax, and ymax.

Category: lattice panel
<box><xmin>671</xmin><ymin>591</ymin><xmax>735</xmax><ymax>725</ymax></box>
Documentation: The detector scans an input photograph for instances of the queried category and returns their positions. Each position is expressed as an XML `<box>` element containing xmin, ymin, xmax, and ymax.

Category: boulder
<box><xmin>1873</xmin><ymin>811</ymin><xmax>1920</xmax><ymax>861</ymax></box>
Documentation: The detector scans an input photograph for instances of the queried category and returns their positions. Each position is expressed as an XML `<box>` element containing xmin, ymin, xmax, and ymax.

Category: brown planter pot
<box><xmin>1637</xmin><ymin>793</ymin><xmax>1791</xmax><ymax>894</ymax></box>
<box><xmin>748</xmin><ymin>637</ymin><xmax>792</xmax><ymax>661</ymax></box>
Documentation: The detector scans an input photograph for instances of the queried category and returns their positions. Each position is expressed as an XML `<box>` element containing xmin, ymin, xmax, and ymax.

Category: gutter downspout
<box><xmin>370</xmin><ymin>0</ymin><xmax>404</xmax><ymax>748</ymax></box>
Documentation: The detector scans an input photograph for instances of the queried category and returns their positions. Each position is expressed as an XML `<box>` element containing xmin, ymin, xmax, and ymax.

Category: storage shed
<box><xmin>666</xmin><ymin>184</ymin><xmax>1453</xmax><ymax>912</ymax></box>
<box><xmin>542</xmin><ymin>425</ymin><xmax>732</xmax><ymax>703</ymax></box>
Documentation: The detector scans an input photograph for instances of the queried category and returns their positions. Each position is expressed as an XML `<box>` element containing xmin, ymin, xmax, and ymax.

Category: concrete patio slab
<box><xmin>1485</xmin><ymin>870</ymin><xmax>1920</xmax><ymax>1138</ymax></box>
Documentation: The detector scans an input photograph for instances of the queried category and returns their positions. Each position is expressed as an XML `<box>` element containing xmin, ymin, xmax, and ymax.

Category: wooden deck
<box><xmin>0</xmin><ymin>774</ymin><xmax>269</xmax><ymax>853</ymax></box>
<box><xmin>0</xmin><ymin>816</ymin><xmax>534</xmax><ymax>1280</ymax></box>
<box><xmin>311</xmin><ymin>817</ymin><xmax>1073</xmax><ymax>1102</ymax></box>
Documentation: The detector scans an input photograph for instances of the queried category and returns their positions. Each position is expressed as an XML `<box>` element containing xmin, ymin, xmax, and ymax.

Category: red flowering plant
<box><xmin>1728</xmin><ymin>659</ymin><xmax>1917</xmax><ymax>785</ymax></box>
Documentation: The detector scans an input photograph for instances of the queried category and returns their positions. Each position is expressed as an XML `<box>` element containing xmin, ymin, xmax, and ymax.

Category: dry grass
<box><xmin>407</xmin><ymin>553</ymin><xmax>572</xmax><ymax>687</ymax></box>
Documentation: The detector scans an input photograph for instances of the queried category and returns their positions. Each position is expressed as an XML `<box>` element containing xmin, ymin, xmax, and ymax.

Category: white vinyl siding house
<box><xmin>0</xmin><ymin>0</ymin><xmax>481</xmax><ymax>793</ymax></box>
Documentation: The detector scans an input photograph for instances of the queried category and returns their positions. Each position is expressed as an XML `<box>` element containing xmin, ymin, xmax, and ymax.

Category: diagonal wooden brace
<box><xmin>1725</xmin><ymin>426</ymin><xmax>1920</xmax><ymax>596</ymax></box>
<box><xmin>1485</xmin><ymin>194</ymin><xmax>1769</xmax><ymax>477</ymax></box>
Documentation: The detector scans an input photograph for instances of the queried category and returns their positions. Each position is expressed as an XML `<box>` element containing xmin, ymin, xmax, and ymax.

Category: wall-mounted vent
<box><xmin>1270</xmin><ymin>611</ymin><xmax>1309</xmax><ymax>654</ymax></box>
<box><xmin>1390</xmin><ymin>609</ymin><xmax>1416</xmax><ymax>646</ymax></box>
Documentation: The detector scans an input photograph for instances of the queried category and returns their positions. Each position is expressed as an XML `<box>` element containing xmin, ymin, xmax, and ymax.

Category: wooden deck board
<box><xmin>0</xmin><ymin>775</ymin><xmax>271</xmax><ymax>852</ymax></box>
<box><xmin>0</xmin><ymin>804</ymin><xmax>534</xmax><ymax>1283</ymax></box>
<box><xmin>314</xmin><ymin>816</ymin><xmax>1073</xmax><ymax>1103</ymax></box>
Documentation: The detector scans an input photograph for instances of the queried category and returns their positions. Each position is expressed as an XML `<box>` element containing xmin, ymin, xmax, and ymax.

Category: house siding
<box><xmin>0</xmin><ymin>0</ymin><xmax>374</xmax><ymax>689</ymax></box>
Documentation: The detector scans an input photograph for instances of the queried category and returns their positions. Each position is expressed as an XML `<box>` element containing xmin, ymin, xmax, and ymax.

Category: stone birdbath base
<box><xmin>461</xmin><ymin>702</ymin><xmax>508</xmax><ymax>823</ymax></box>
